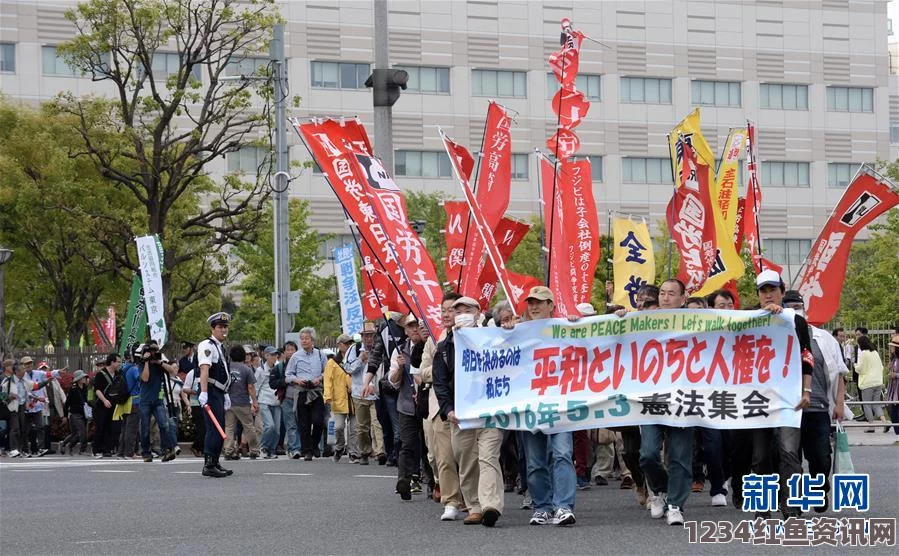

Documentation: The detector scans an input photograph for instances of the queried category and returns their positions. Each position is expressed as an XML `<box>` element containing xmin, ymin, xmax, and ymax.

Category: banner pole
<box><xmin>455</xmin><ymin>102</ymin><xmax>492</xmax><ymax>293</ymax></box>
<box><xmin>666</xmin><ymin>133</ymin><xmax>676</xmax><ymax>280</ymax></box>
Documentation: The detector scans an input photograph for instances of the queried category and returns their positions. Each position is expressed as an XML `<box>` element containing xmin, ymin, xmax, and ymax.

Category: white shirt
<box><xmin>811</xmin><ymin>326</ymin><xmax>850</xmax><ymax>415</ymax></box>
<box><xmin>197</xmin><ymin>337</ymin><xmax>228</xmax><ymax>373</ymax></box>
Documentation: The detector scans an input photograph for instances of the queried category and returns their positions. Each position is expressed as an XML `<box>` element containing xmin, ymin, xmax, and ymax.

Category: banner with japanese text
<box><xmin>118</xmin><ymin>275</ymin><xmax>146</xmax><ymax>357</ymax></box>
<box><xmin>558</xmin><ymin>158</ymin><xmax>599</xmax><ymax>304</ymax></box>
<box><xmin>611</xmin><ymin>217</ymin><xmax>655</xmax><ymax>309</ymax></box>
<box><xmin>797</xmin><ymin>170</ymin><xmax>899</xmax><ymax>325</ymax></box>
<box><xmin>334</xmin><ymin>244</ymin><xmax>364</xmax><ymax>335</ymax></box>
<box><xmin>475</xmin><ymin>217</ymin><xmax>531</xmax><ymax>309</ymax></box>
<box><xmin>135</xmin><ymin>234</ymin><xmax>166</xmax><ymax>345</ymax></box>
<box><xmin>715</xmin><ymin>128</ymin><xmax>746</xmax><ymax>238</ymax></box>
<box><xmin>296</xmin><ymin>118</ymin><xmax>443</xmax><ymax>330</ymax></box>
<box><xmin>443</xmin><ymin>201</ymin><xmax>468</xmax><ymax>290</ymax></box>
<box><xmin>540</xmin><ymin>154</ymin><xmax>577</xmax><ymax>316</ymax></box>
<box><xmin>453</xmin><ymin>309</ymin><xmax>804</xmax><ymax>433</ymax></box>
<box><xmin>743</xmin><ymin>120</ymin><xmax>781</xmax><ymax>276</ymax></box>
<box><xmin>360</xmin><ymin>241</ymin><xmax>405</xmax><ymax>320</ymax></box>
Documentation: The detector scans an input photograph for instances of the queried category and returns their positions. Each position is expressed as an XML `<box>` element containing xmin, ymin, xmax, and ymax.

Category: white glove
<box><xmin>198</xmin><ymin>392</ymin><xmax>208</xmax><ymax>406</ymax></box>
<box><xmin>224</xmin><ymin>394</ymin><xmax>231</xmax><ymax>411</ymax></box>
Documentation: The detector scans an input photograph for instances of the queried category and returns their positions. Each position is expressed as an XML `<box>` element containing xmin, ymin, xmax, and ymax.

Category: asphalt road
<box><xmin>1</xmin><ymin>445</ymin><xmax>896</xmax><ymax>556</ymax></box>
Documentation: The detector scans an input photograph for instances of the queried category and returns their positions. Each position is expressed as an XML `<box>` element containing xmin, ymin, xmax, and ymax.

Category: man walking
<box><xmin>224</xmin><ymin>344</ymin><xmax>260</xmax><ymax>460</ymax></box>
<box><xmin>285</xmin><ymin>327</ymin><xmax>326</xmax><ymax>461</ymax></box>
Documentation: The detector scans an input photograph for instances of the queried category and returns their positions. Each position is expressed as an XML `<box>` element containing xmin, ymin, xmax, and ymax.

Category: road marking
<box><xmin>91</xmin><ymin>470</ymin><xmax>136</xmax><ymax>473</ymax></box>
<box><xmin>354</xmin><ymin>474</ymin><xmax>395</xmax><ymax>478</ymax></box>
<box><xmin>9</xmin><ymin>469</ymin><xmax>52</xmax><ymax>472</ymax></box>
<box><xmin>263</xmin><ymin>472</ymin><xmax>312</xmax><ymax>476</ymax></box>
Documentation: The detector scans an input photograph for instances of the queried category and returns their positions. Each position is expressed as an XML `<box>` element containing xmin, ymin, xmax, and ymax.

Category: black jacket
<box><xmin>432</xmin><ymin>331</ymin><xmax>455</xmax><ymax>420</ymax></box>
<box><xmin>64</xmin><ymin>385</ymin><xmax>87</xmax><ymax>417</ymax></box>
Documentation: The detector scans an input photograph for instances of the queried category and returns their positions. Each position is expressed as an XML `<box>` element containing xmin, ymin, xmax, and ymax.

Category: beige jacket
<box><xmin>419</xmin><ymin>331</ymin><xmax>447</xmax><ymax>420</ymax></box>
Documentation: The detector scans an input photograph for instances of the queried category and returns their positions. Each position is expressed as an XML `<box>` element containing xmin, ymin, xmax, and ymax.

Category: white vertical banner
<box><xmin>135</xmin><ymin>234</ymin><xmax>167</xmax><ymax>345</ymax></box>
<box><xmin>334</xmin><ymin>243</ymin><xmax>365</xmax><ymax>335</ymax></box>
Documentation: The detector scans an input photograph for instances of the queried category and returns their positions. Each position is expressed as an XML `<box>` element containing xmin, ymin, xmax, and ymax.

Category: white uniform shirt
<box><xmin>197</xmin><ymin>337</ymin><xmax>229</xmax><ymax>390</ymax></box>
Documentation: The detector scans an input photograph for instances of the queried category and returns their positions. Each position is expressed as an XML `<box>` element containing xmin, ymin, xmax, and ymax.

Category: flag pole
<box><xmin>455</xmin><ymin>101</ymin><xmax>493</xmax><ymax>293</ymax></box>
<box><xmin>666</xmin><ymin>133</ymin><xmax>677</xmax><ymax>280</ymax></box>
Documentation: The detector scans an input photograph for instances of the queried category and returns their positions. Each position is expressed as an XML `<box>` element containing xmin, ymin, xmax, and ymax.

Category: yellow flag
<box><xmin>612</xmin><ymin>217</ymin><xmax>655</xmax><ymax>309</ymax></box>
<box><xmin>715</xmin><ymin>128</ymin><xmax>747</xmax><ymax>240</ymax></box>
<box><xmin>668</xmin><ymin>109</ymin><xmax>744</xmax><ymax>296</ymax></box>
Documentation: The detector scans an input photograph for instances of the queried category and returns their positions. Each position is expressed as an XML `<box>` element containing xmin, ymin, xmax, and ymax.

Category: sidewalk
<box><xmin>843</xmin><ymin>425</ymin><xmax>898</xmax><ymax>446</ymax></box>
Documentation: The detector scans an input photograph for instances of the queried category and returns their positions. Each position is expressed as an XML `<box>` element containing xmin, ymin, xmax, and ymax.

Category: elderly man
<box><xmin>286</xmin><ymin>327</ymin><xmax>327</xmax><ymax>461</ymax></box>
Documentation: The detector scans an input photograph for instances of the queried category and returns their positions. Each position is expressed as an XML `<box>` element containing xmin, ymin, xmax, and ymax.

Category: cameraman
<box><xmin>138</xmin><ymin>341</ymin><xmax>178</xmax><ymax>462</ymax></box>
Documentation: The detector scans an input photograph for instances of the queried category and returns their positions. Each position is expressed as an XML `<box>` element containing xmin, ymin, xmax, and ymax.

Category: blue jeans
<box><xmin>523</xmin><ymin>431</ymin><xmax>576</xmax><ymax>512</ymax></box>
<box><xmin>140</xmin><ymin>399</ymin><xmax>176</xmax><ymax>456</ymax></box>
<box><xmin>640</xmin><ymin>425</ymin><xmax>694</xmax><ymax>508</ymax></box>
<box><xmin>700</xmin><ymin>427</ymin><xmax>728</xmax><ymax>497</ymax></box>
<box><xmin>260</xmin><ymin>404</ymin><xmax>282</xmax><ymax>455</ymax></box>
<box><xmin>281</xmin><ymin>397</ymin><xmax>300</xmax><ymax>453</ymax></box>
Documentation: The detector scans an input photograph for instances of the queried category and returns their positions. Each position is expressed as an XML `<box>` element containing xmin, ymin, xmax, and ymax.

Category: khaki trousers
<box><xmin>451</xmin><ymin>426</ymin><xmax>504</xmax><ymax>514</ymax></box>
<box><xmin>429</xmin><ymin>417</ymin><xmax>463</xmax><ymax>508</ymax></box>
<box><xmin>355</xmin><ymin>398</ymin><xmax>384</xmax><ymax>457</ymax></box>
<box><xmin>225</xmin><ymin>406</ymin><xmax>260</xmax><ymax>456</ymax></box>
<box><xmin>592</xmin><ymin>428</ymin><xmax>630</xmax><ymax>480</ymax></box>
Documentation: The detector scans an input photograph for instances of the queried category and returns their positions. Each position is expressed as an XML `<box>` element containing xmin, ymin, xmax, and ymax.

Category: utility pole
<box><xmin>369</xmin><ymin>0</ymin><xmax>407</xmax><ymax>174</ymax></box>
<box><xmin>271</xmin><ymin>23</ymin><xmax>291</xmax><ymax>348</ymax></box>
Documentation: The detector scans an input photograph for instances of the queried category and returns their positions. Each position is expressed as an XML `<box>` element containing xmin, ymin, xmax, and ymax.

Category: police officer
<box><xmin>197</xmin><ymin>312</ymin><xmax>234</xmax><ymax>478</ymax></box>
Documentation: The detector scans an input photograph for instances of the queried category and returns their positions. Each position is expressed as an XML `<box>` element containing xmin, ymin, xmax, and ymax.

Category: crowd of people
<box><xmin>1</xmin><ymin>271</ymin><xmax>898</xmax><ymax>527</ymax></box>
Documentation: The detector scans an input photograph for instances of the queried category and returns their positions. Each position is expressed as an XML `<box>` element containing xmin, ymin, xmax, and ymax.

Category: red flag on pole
<box><xmin>474</xmin><ymin>218</ymin><xmax>531</xmax><ymax>309</ymax></box>
<box><xmin>797</xmin><ymin>169</ymin><xmax>899</xmax><ymax>325</ymax></box>
<box><xmin>359</xmin><ymin>242</ymin><xmax>404</xmax><ymax>321</ymax></box>
<box><xmin>540</xmin><ymin>155</ymin><xmax>577</xmax><ymax>317</ymax></box>
<box><xmin>443</xmin><ymin>201</ymin><xmax>468</xmax><ymax>290</ymax></box>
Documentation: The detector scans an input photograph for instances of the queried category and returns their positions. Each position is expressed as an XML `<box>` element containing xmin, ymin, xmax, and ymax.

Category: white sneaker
<box><xmin>520</xmin><ymin>494</ymin><xmax>533</xmax><ymax>510</ymax></box>
<box><xmin>711</xmin><ymin>494</ymin><xmax>727</xmax><ymax>507</ymax></box>
<box><xmin>649</xmin><ymin>493</ymin><xmax>667</xmax><ymax>519</ymax></box>
<box><xmin>440</xmin><ymin>506</ymin><xmax>460</xmax><ymax>521</ymax></box>
<box><xmin>553</xmin><ymin>507</ymin><xmax>576</xmax><ymax>526</ymax></box>
<box><xmin>8</xmin><ymin>449</ymin><xmax>20</xmax><ymax>458</ymax></box>
<box><xmin>666</xmin><ymin>505</ymin><xmax>684</xmax><ymax>526</ymax></box>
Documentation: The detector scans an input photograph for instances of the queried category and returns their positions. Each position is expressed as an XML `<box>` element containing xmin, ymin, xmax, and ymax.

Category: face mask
<box><xmin>454</xmin><ymin>313</ymin><xmax>475</xmax><ymax>329</ymax></box>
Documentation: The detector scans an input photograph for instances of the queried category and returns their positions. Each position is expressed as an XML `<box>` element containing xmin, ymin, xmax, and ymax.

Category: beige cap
<box><xmin>525</xmin><ymin>286</ymin><xmax>555</xmax><ymax>303</ymax></box>
<box><xmin>452</xmin><ymin>296</ymin><xmax>480</xmax><ymax>309</ymax></box>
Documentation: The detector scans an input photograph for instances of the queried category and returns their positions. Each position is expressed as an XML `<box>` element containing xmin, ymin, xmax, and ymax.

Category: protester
<box><xmin>3</xmin><ymin>358</ymin><xmax>55</xmax><ymax>458</ymax></box>
<box><xmin>271</xmin><ymin>340</ymin><xmax>298</xmax><ymax>458</ymax></box>
<box><xmin>257</xmin><ymin>346</ymin><xmax>282</xmax><ymax>459</ymax></box>
<box><xmin>887</xmin><ymin>331</ymin><xmax>899</xmax><ymax>437</ymax></box>
<box><xmin>137</xmin><ymin>342</ymin><xmax>178</xmax><ymax>462</ymax></box>
<box><xmin>349</xmin><ymin>323</ymin><xmax>385</xmax><ymax>465</ymax></box>
<box><xmin>325</xmin><ymin>334</ymin><xmax>357</xmax><ymax>463</ymax></box>
<box><xmin>182</xmin><ymin>362</ymin><xmax>206</xmax><ymax>457</ymax></box>
<box><xmin>60</xmin><ymin>370</ymin><xmax>90</xmax><ymax>455</ymax></box>
<box><xmin>286</xmin><ymin>327</ymin><xmax>326</xmax><ymax>461</ymax></box>
<box><xmin>92</xmin><ymin>354</ymin><xmax>121</xmax><ymax>459</ymax></box>
<box><xmin>224</xmin><ymin>344</ymin><xmax>260</xmax><ymax>460</ymax></box>
<box><xmin>116</xmin><ymin>353</ymin><xmax>142</xmax><ymax>459</ymax></box>
<box><xmin>856</xmin><ymin>335</ymin><xmax>889</xmax><ymax>432</ymax></box>
<box><xmin>390</xmin><ymin>314</ymin><xmax>429</xmax><ymax>501</ymax></box>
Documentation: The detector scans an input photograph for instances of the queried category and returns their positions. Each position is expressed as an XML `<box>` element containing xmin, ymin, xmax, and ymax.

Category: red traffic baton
<box><xmin>204</xmin><ymin>404</ymin><xmax>227</xmax><ymax>440</ymax></box>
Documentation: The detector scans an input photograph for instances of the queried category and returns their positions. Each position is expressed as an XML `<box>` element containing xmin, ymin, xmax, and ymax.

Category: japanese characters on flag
<box><xmin>475</xmin><ymin>218</ymin><xmax>531</xmax><ymax>309</ymax></box>
<box><xmin>104</xmin><ymin>306</ymin><xmax>116</xmax><ymax>347</ymax></box>
<box><xmin>333</xmin><ymin>244</ymin><xmax>365</xmax><ymax>335</ymax></box>
<box><xmin>540</xmin><ymin>154</ymin><xmax>577</xmax><ymax>317</ymax></box>
<box><xmin>443</xmin><ymin>201</ymin><xmax>468</xmax><ymax>289</ymax></box>
<box><xmin>666</xmin><ymin>137</ymin><xmax>718</xmax><ymax>293</ymax></box>
<box><xmin>441</xmin><ymin>129</ymin><xmax>521</xmax><ymax>314</ymax></box>
<box><xmin>559</xmin><ymin>159</ymin><xmax>599</xmax><ymax>304</ymax></box>
<box><xmin>545</xmin><ymin>127</ymin><xmax>581</xmax><ymax>161</ymax></box>
<box><xmin>611</xmin><ymin>217</ymin><xmax>656</xmax><ymax>310</ymax></box>
<box><xmin>548</xmin><ymin>17</ymin><xmax>585</xmax><ymax>87</ymax></box>
<box><xmin>552</xmin><ymin>88</ymin><xmax>590</xmax><ymax>129</ymax></box>
<box><xmin>296</xmin><ymin>118</ymin><xmax>443</xmax><ymax>329</ymax></box>
<box><xmin>507</xmin><ymin>272</ymin><xmax>544</xmax><ymax>315</ymax></box>
<box><xmin>715</xmin><ymin>128</ymin><xmax>747</xmax><ymax>237</ymax></box>
<box><xmin>459</xmin><ymin>102</ymin><xmax>513</xmax><ymax>298</ymax></box>
<box><xmin>797</xmin><ymin>169</ymin><xmax>899</xmax><ymax>325</ymax></box>
<box><xmin>135</xmin><ymin>234</ymin><xmax>167</xmax><ymax>345</ymax></box>
<box><xmin>668</xmin><ymin>109</ymin><xmax>745</xmax><ymax>296</ymax></box>
<box><xmin>359</xmin><ymin>241</ymin><xmax>404</xmax><ymax>321</ymax></box>
<box><xmin>743</xmin><ymin>120</ymin><xmax>781</xmax><ymax>276</ymax></box>
<box><xmin>453</xmin><ymin>309</ymin><xmax>804</xmax><ymax>432</ymax></box>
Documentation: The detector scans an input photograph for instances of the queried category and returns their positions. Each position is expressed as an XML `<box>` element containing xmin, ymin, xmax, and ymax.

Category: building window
<box><xmin>622</xmin><ymin>157</ymin><xmax>673</xmax><ymax>184</ymax></box>
<box><xmin>827</xmin><ymin>162</ymin><xmax>859</xmax><ymax>188</ymax></box>
<box><xmin>691</xmin><ymin>80</ymin><xmax>741</xmax><ymax>107</ymax></box>
<box><xmin>511</xmin><ymin>154</ymin><xmax>528</xmax><ymax>180</ymax></box>
<box><xmin>471</xmin><ymin>69</ymin><xmax>527</xmax><ymax>98</ymax></box>
<box><xmin>311</xmin><ymin>61</ymin><xmax>370</xmax><ymax>89</ymax></box>
<box><xmin>149</xmin><ymin>52</ymin><xmax>202</xmax><ymax>81</ymax></box>
<box><xmin>589</xmin><ymin>156</ymin><xmax>603</xmax><ymax>182</ymax></box>
<box><xmin>0</xmin><ymin>43</ymin><xmax>15</xmax><ymax>72</ymax></box>
<box><xmin>228</xmin><ymin>146</ymin><xmax>270</xmax><ymax>174</ymax></box>
<box><xmin>226</xmin><ymin>56</ymin><xmax>268</xmax><ymax>77</ymax></box>
<box><xmin>765</xmin><ymin>238</ymin><xmax>812</xmax><ymax>266</ymax></box>
<box><xmin>395</xmin><ymin>65</ymin><xmax>450</xmax><ymax>94</ymax></box>
<box><xmin>761</xmin><ymin>161</ymin><xmax>810</xmax><ymax>187</ymax></box>
<box><xmin>826</xmin><ymin>86</ymin><xmax>874</xmax><ymax>113</ymax></box>
<box><xmin>42</xmin><ymin>46</ymin><xmax>79</xmax><ymax>76</ymax></box>
<box><xmin>891</xmin><ymin>123</ymin><xmax>899</xmax><ymax>144</ymax></box>
<box><xmin>546</xmin><ymin>73</ymin><xmax>601</xmax><ymax>101</ymax></box>
<box><xmin>619</xmin><ymin>77</ymin><xmax>672</xmax><ymax>104</ymax></box>
<box><xmin>395</xmin><ymin>150</ymin><xmax>452</xmax><ymax>178</ymax></box>
<box><xmin>760</xmin><ymin>84</ymin><xmax>808</xmax><ymax>110</ymax></box>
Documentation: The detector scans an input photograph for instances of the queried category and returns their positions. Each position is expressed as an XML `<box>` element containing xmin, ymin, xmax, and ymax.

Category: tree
<box><xmin>52</xmin><ymin>0</ymin><xmax>282</xmax><ymax>329</ymax></box>
<box><xmin>0</xmin><ymin>99</ymin><xmax>133</xmax><ymax>346</ymax></box>
<box><xmin>229</xmin><ymin>199</ymin><xmax>339</xmax><ymax>341</ymax></box>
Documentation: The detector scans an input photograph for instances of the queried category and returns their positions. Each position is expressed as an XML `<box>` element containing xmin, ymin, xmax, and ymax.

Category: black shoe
<box><xmin>161</xmin><ymin>449</ymin><xmax>177</xmax><ymax>462</ymax></box>
<box><xmin>377</xmin><ymin>454</ymin><xmax>387</xmax><ymax>465</ymax></box>
<box><xmin>313</xmin><ymin>449</ymin><xmax>322</xmax><ymax>458</ymax></box>
<box><xmin>143</xmin><ymin>454</ymin><xmax>153</xmax><ymax>463</ymax></box>
<box><xmin>386</xmin><ymin>458</ymin><xmax>397</xmax><ymax>468</ymax></box>
<box><xmin>202</xmin><ymin>456</ymin><xmax>227</xmax><ymax>478</ymax></box>
<box><xmin>333</xmin><ymin>448</ymin><xmax>343</xmax><ymax>462</ymax></box>
<box><xmin>213</xmin><ymin>456</ymin><xmax>233</xmax><ymax>476</ymax></box>
<box><xmin>482</xmin><ymin>508</ymin><xmax>501</xmax><ymax>527</ymax></box>
<box><xmin>360</xmin><ymin>456</ymin><xmax>370</xmax><ymax>466</ymax></box>
<box><xmin>396</xmin><ymin>478</ymin><xmax>412</xmax><ymax>501</ymax></box>
<box><xmin>304</xmin><ymin>453</ymin><xmax>313</xmax><ymax>462</ymax></box>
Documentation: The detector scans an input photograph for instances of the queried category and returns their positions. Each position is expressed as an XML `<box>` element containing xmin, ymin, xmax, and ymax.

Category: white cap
<box><xmin>576</xmin><ymin>303</ymin><xmax>597</xmax><ymax>316</ymax></box>
<box><xmin>755</xmin><ymin>269</ymin><xmax>783</xmax><ymax>289</ymax></box>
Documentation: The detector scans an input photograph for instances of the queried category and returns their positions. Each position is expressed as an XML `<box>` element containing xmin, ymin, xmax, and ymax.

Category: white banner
<box><xmin>135</xmin><ymin>234</ymin><xmax>167</xmax><ymax>345</ymax></box>
<box><xmin>334</xmin><ymin>243</ymin><xmax>364</xmax><ymax>335</ymax></box>
<box><xmin>453</xmin><ymin>309</ymin><xmax>803</xmax><ymax>432</ymax></box>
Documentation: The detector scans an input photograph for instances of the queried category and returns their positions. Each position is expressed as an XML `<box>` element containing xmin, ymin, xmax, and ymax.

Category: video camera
<box><xmin>137</xmin><ymin>343</ymin><xmax>163</xmax><ymax>363</ymax></box>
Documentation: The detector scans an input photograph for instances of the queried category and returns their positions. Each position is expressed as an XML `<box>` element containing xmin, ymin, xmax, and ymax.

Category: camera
<box><xmin>139</xmin><ymin>343</ymin><xmax>162</xmax><ymax>362</ymax></box>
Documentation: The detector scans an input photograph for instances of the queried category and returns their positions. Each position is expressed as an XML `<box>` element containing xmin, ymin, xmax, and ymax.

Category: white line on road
<box><xmin>354</xmin><ymin>474</ymin><xmax>395</xmax><ymax>478</ymax></box>
<box><xmin>263</xmin><ymin>472</ymin><xmax>312</xmax><ymax>476</ymax></box>
<box><xmin>9</xmin><ymin>469</ymin><xmax>52</xmax><ymax>472</ymax></box>
<box><xmin>91</xmin><ymin>470</ymin><xmax>136</xmax><ymax>473</ymax></box>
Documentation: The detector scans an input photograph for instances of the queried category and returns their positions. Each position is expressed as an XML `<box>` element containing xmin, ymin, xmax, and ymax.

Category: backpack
<box><xmin>105</xmin><ymin>371</ymin><xmax>130</xmax><ymax>405</ymax></box>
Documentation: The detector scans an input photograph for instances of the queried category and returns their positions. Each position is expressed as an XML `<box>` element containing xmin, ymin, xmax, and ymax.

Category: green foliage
<box><xmin>228</xmin><ymin>199</ymin><xmax>339</xmax><ymax>341</ymax></box>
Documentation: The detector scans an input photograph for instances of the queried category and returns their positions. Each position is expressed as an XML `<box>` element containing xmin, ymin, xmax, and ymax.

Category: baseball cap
<box><xmin>526</xmin><ymin>286</ymin><xmax>555</xmax><ymax>303</ymax></box>
<box><xmin>336</xmin><ymin>334</ymin><xmax>353</xmax><ymax>345</ymax></box>
<box><xmin>783</xmin><ymin>290</ymin><xmax>804</xmax><ymax>305</ymax></box>
<box><xmin>20</xmin><ymin>356</ymin><xmax>34</xmax><ymax>364</ymax></box>
<box><xmin>263</xmin><ymin>346</ymin><xmax>279</xmax><ymax>356</ymax></box>
<box><xmin>755</xmin><ymin>270</ymin><xmax>784</xmax><ymax>290</ymax></box>
<box><xmin>399</xmin><ymin>313</ymin><xmax>418</xmax><ymax>327</ymax></box>
<box><xmin>452</xmin><ymin>296</ymin><xmax>480</xmax><ymax>309</ymax></box>
<box><xmin>576</xmin><ymin>303</ymin><xmax>597</xmax><ymax>316</ymax></box>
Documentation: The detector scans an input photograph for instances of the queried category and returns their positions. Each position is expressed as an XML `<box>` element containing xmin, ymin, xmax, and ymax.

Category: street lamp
<box><xmin>0</xmin><ymin>246</ymin><xmax>13</xmax><ymax>354</ymax></box>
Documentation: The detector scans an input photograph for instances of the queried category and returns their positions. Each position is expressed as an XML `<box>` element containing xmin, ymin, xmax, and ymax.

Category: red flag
<box><xmin>360</xmin><ymin>242</ymin><xmax>404</xmax><ymax>320</ymax></box>
<box><xmin>474</xmin><ymin>218</ymin><xmax>531</xmax><ymax>309</ymax></box>
<box><xmin>443</xmin><ymin>201</ymin><xmax>468</xmax><ymax>289</ymax></box>
<box><xmin>297</xmin><ymin>119</ymin><xmax>444</xmax><ymax>329</ymax></box>
<box><xmin>546</xmin><ymin>128</ymin><xmax>580</xmax><ymax>161</ymax></box>
<box><xmin>507</xmin><ymin>272</ymin><xmax>543</xmax><ymax>316</ymax></box>
<box><xmin>457</xmin><ymin>103</ymin><xmax>513</xmax><ymax>298</ymax></box>
<box><xmin>743</xmin><ymin>121</ymin><xmax>767</xmax><ymax>274</ymax></box>
<box><xmin>540</xmin><ymin>155</ymin><xmax>577</xmax><ymax>317</ymax></box>
<box><xmin>90</xmin><ymin>320</ymin><xmax>104</xmax><ymax>348</ymax></box>
<box><xmin>797</xmin><ymin>170</ymin><xmax>899</xmax><ymax>325</ymax></box>
<box><xmin>548</xmin><ymin>23</ymin><xmax>584</xmax><ymax>87</ymax></box>
<box><xmin>442</xmin><ymin>130</ymin><xmax>519</xmax><ymax>315</ymax></box>
<box><xmin>104</xmin><ymin>306</ymin><xmax>116</xmax><ymax>347</ymax></box>
<box><xmin>552</xmin><ymin>87</ymin><xmax>590</xmax><ymax>129</ymax></box>
<box><xmin>667</xmin><ymin>138</ymin><xmax>718</xmax><ymax>293</ymax></box>
<box><xmin>558</xmin><ymin>159</ymin><xmax>599</xmax><ymax>304</ymax></box>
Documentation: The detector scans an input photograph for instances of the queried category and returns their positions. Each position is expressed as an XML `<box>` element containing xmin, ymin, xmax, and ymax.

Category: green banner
<box><xmin>118</xmin><ymin>275</ymin><xmax>147</xmax><ymax>357</ymax></box>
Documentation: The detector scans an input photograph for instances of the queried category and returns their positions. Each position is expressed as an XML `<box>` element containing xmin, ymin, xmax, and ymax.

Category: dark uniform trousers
<box><xmin>203</xmin><ymin>388</ymin><xmax>226</xmax><ymax>457</ymax></box>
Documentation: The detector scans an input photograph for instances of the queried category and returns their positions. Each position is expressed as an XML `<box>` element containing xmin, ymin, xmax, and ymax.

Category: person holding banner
<box><xmin>638</xmin><ymin>279</ymin><xmax>694</xmax><ymax>526</ymax></box>
<box><xmin>518</xmin><ymin>286</ymin><xmax>577</xmax><ymax>527</ymax></box>
<box><xmin>197</xmin><ymin>312</ymin><xmax>234</xmax><ymax>479</ymax></box>
<box><xmin>433</xmin><ymin>296</ymin><xmax>505</xmax><ymax>527</ymax></box>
